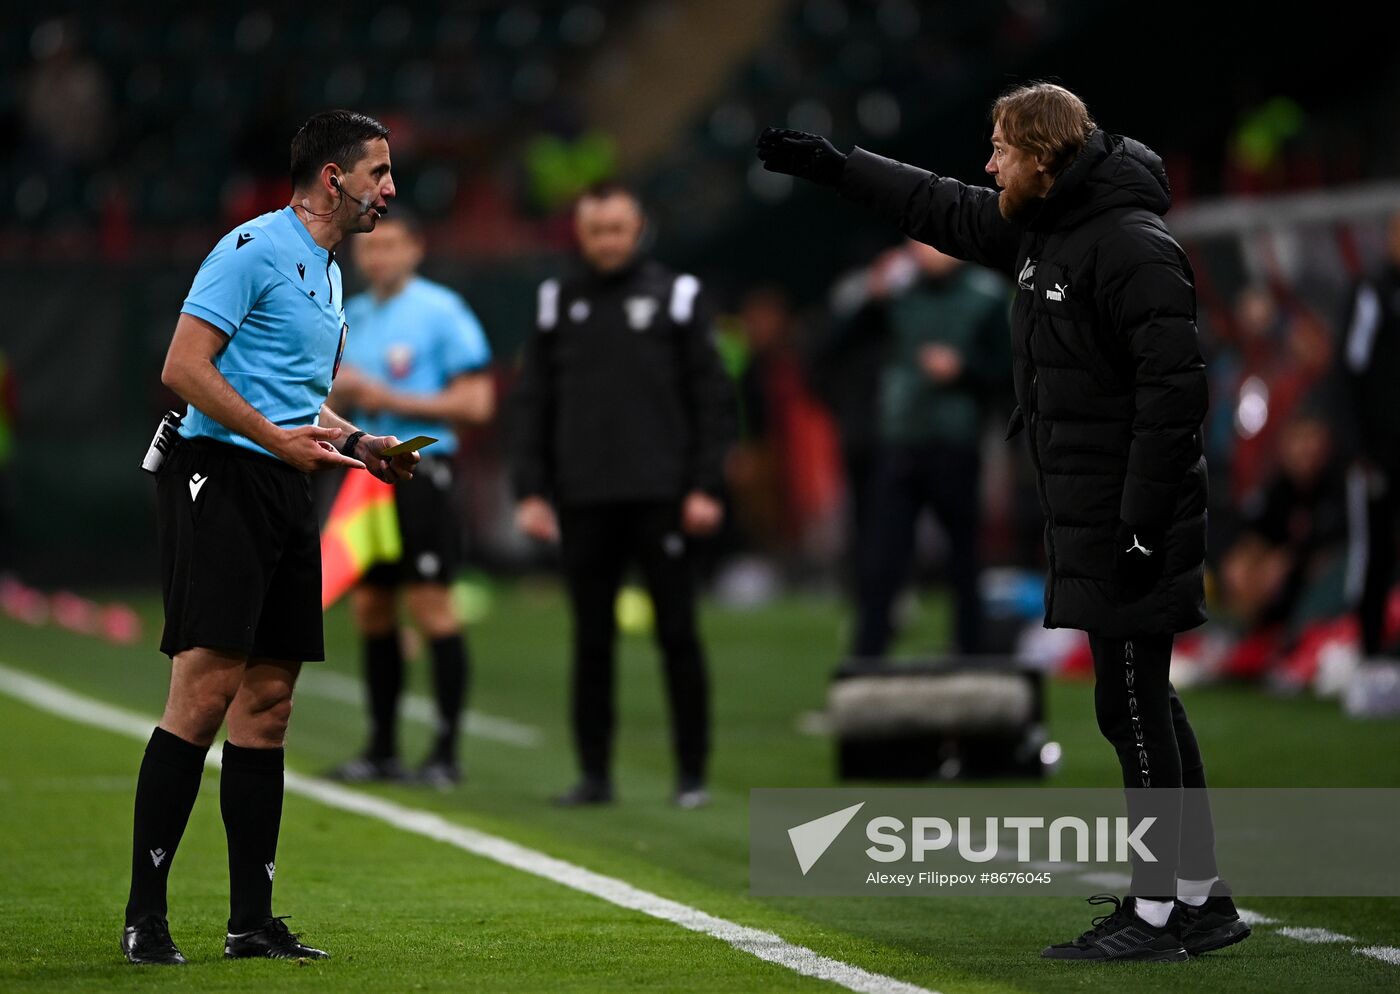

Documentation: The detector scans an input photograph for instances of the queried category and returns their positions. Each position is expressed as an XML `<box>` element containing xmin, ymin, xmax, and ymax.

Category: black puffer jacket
<box><xmin>840</xmin><ymin>130</ymin><xmax>1208</xmax><ymax>637</ymax></box>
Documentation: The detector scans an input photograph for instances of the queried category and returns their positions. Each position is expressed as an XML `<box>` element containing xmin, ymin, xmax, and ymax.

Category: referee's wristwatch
<box><xmin>342</xmin><ymin>430</ymin><xmax>367</xmax><ymax>459</ymax></box>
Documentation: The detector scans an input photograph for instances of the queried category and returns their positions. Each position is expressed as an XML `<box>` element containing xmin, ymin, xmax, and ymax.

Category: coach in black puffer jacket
<box><xmin>768</xmin><ymin>127</ymin><xmax>1208</xmax><ymax>639</ymax></box>
<box><xmin>760</xmin><ymin>91</ymin><xmax>1244</xmax><ymax>954</ymax></box>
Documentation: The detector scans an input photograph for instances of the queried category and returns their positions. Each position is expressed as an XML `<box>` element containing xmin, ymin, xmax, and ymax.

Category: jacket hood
<box><xmin>1029</xmin><ymin>129</ymin><xmax>1172</xmax><ymax>232</ymax></box>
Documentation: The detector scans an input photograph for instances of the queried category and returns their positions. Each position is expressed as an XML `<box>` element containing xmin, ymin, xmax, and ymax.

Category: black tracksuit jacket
<box><xmin>511</xmin><ymin>257</ymin><xmax>737</xmax><ymax>506</ymax></box>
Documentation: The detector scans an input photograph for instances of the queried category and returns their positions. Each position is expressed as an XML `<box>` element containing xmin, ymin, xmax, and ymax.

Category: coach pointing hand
<box><xmin>756</xmin><ymin>128</ymin><xmax>848</xmax><ymax>187</ymax></box>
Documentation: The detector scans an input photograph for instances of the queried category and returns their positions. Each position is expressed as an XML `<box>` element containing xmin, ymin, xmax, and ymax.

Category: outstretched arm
<box><xmin>756</xmin><ymin>128</ymin><xmax>1020</xmax><ymax>276</ymax></box>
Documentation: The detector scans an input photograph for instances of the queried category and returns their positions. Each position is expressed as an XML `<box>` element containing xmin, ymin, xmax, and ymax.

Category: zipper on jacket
<box><xmin>1027</xmin><ymin>370</ymin><xmax>1057</xmax><ymax>620</ymax></box>
<box><xmin>1018</xmin><ymin>236</ymin><xmax>1057</xmax><ymax>621</ymax></box>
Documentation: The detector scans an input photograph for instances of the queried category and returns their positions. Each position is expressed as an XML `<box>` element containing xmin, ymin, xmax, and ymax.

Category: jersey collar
<box><xmin>281</xmin><ymin>206</ymin><xmax>331</xmax><ymax>261</ymax></box>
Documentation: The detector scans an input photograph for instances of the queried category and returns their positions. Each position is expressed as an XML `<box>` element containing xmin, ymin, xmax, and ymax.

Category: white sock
<box><xmin>1177</xmin><ymin>876</ymin><xmax>1219</xmax><ymax>907</ymax></box>
<box><xmin>1134</xmin><ymin>897</ymin><xmax>1174</xmax><ymax>928</ymax></box>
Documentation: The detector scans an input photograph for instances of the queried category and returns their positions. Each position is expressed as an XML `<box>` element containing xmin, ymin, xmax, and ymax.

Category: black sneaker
<box><xmin>225</xmin><ymin>916</ymin><xmax>329</xmax><ymax>960</ymax></box>
<box><xmin>415</xmin><ymin>758</ymin><xmax>463</xmax><ymax>791</ymax></box>
<box><xmin>551</xmin><ymin>778</ymin><xmax>614</xmax><ymax>807</ymax></box>
<box><xmin>674</xmin><ymin>776</ymin><xmax>710</xmax><ymax>810</ymax></box>
<box><xmin>1178</xmin><ymin>881</ymin><xmax>1252</xmax><ymax>955</ymax></box>
<box><xmin>121</xmin><ymin>914</ymin><xmax>187</xmax><ymax>965</ymax></box>
<box><xmin>1041</xmin><ymin>894</ymin><xmax>1188</xmax><ymax>962</ymax></box>
<box><xmin>325</xmin><ymin>755</ymin><xmax>406</xmax><ymax>784</ymax></box>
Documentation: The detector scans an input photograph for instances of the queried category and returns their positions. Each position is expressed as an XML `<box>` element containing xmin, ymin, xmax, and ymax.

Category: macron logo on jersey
<box><xmin>236</xmin><ymin>233</ymin><xmax>254</xmax><ymax>249</ymax></box>
<box><xmin>189</xmin><ymin>474</ymin><xmax>208</xmax><ymax>501</ymax></box>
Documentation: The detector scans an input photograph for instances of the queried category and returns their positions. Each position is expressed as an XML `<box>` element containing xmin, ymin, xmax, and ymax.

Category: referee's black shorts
<box><xmin>156</xmin><ymin>437</ymin><xmax>324</xmax><ymax>661</ymax></box>
<box><xmin>362</xmin><ymin>455</ymin><xmax>461</xmax><ymax>587</ymax></box>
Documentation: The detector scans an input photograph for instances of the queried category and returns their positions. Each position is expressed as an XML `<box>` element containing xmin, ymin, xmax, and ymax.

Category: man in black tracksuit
<box><xmin>1342</xmin><ymin>212</ymin><xmax>1400</xmax><ymax>698</ymax></box>
<box><xmin>511</xmin><ymin>183</ymin><xmax>736</xmax><ymax>808</ymax></box>
<box><xmin>759</xmin><ymin>83</ymin><xmax>1249</xmax><ymax>962</ymax></box>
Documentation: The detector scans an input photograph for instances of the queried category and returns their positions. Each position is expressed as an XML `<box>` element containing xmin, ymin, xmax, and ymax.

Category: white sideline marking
<box><xmin>297</xmin><ymin>669</ymin><xmax>543</xmax><ymax>748</ymax></box>
<box><xmin>1357</xmin><ymin>946</ymin><xmax>1400</xmax><ymax>966</ymax></box>
<box><xmin>1276</xmin><ymin>927</ymin><xmax>1357</xmax><ymax>944</ymax></box>
<box><xmin>0</xmin><ymin>663</ymin><xmax>939</xmax><ymax>994</ymax></box>
<box><xmin>1237</xmin><ymin>909</ymin><xmax>1279</xmax><ymax>926</ymax></box>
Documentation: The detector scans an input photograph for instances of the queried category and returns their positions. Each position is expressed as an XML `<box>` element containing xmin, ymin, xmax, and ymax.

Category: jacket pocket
<box><xmin>1005</xmin><ymin>406</ymin><xmax>1025</xmax><ymax>440</ymax></box>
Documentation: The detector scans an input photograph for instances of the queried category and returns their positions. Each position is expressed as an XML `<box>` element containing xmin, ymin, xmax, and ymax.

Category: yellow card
<box><xmin>378</xmin><ymin>435</ymin><xmax>438</xmax><ymax>457</ymax></box>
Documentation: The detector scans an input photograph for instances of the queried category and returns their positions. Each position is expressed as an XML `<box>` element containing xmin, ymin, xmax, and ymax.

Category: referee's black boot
<box><xmin>1041</xmin><ymin>894</ymin><xmax>1188</xmax><ymax>962</ymax></box>
<box><xmin>552</xmin><ymin>777</ymin><xmax>614</xmax><ymax>807</ymax></box>
<box><xmin>121</xmin><ymin>914</ymin><xmax>187</xmax><ymax>965</ymax></box>
<box><xmin>225</xmin><ymin>916</ymin><xmax>329</xmax><ymax>960</ymax></box>
<box><xmin>1178</xmin><ymin>880</ymin><xmax>1251</xmax><ymax>955</ymax></box>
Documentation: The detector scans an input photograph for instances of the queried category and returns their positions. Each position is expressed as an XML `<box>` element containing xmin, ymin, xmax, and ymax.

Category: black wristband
<box><xmin>342</xmin><ymin>430</ymin><xmax>367</xmax><ymax>458</ymax></box>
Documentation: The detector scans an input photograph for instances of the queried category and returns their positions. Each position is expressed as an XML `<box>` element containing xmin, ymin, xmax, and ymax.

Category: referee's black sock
<box><xmin>125</xmin><ymin>727</ymin><xmax>208</xmax><ymax>925</ymax></box>
<box><xmin>364</xmin><ymin>631</ymin><xmax>404</xmax><ymax>759</ymax></box>
<box><xmin>428</xmin><ymin>634</ymin><xmax>469</xmax><ymax>764</ymax></box>
<box><xmin>220</xmin><ymin>741</ymin><xmax>284</xmax><ymax>934</ymax></box>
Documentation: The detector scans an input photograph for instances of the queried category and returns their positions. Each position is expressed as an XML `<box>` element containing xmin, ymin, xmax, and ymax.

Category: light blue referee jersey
<box><xmin>178</xmin><ymin>206</ymin><xmax>347</xmax><ymax>458</ymax></box>
<box><xmin>341</xmin><ymin>276</ymin><xmax>491</xmax><ymax>456</ymax></box>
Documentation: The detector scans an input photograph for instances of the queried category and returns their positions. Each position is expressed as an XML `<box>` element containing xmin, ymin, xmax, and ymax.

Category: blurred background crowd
<box><xmin>4</xmin><ymin>0</ymin><xmax>1400</xmax><ymax>699</ymax></box>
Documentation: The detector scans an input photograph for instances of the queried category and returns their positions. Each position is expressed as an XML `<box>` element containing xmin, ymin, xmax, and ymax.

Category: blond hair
<box><xmin>992</xmin><ymin>83</ymin><xmax>1096</xmax><ymax>175</ymax></box>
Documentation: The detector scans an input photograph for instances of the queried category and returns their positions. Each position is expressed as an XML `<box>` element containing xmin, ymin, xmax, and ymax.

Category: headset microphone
<box><xmin>332</xmin><ymin>174</ymin><xmax>378</xmax><ymax>215</ymax></box>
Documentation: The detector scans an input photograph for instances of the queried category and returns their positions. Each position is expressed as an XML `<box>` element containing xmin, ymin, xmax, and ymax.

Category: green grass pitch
<box><xmin>2</xmin><ymin>584</ymin><xmax>1398</xmax><ymax>993</ymax></box>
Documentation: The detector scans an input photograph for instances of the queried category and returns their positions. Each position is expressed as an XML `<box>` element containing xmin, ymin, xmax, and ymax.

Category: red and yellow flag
<box><xmin>320</xmin><ymin>470</ymin><xmax>401</xmax><ymax>608</ymax></box>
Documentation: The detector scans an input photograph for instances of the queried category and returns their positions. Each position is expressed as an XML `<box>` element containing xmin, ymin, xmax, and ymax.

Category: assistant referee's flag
<box><xmin>320</xmin><ymin>470</ymin><xmax>401</xmax><ymax>609</ymax></box>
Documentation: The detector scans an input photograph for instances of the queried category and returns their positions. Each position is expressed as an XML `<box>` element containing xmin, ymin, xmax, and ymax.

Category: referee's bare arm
<box><xmin>162</xmin><ymin>313</ymin><xmax>365</xmax><ymax>473</ymax></box>
<box><xmin>318</xmin><ymin>403</ymin><xmax>420</xmax><ymax>482</ymax></box>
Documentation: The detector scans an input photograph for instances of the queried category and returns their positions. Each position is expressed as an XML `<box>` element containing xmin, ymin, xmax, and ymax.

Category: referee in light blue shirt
<box><xmin>326</xmin><ymin>212</ymin><xmax>495</xmax><ymax>789</ymax></box>
<box><xmin>123</xmin><ymin>111</ymin><xmax>420</xmax><ymax>967</ymax></box>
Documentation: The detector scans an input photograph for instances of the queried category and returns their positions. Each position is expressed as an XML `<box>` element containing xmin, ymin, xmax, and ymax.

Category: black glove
<box><xmin>1114</xmin><ymin>521</ymin><xmax>1166</xmax><ymax>601</ymax></box>
<box><xmin>756</xmin><ymin>127</ymin><xmax>848</xmax><ymax>187</ymax></box>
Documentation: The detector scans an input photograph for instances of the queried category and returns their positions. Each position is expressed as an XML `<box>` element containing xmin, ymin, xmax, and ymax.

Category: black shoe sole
<box><xmin>122</xmin><ymin>952</ymin><xmax>186</xmax><ymax>965</ymax></box>
<box><xmin>1184</xmin><ymin>920</ymin><xmax>1252</xmax><ymax>955</ymax></box>
<box><xmin>1042</xmin><ymin>945</ymin><xmax>1189</xmax><ymax>963</ymax></box>
<box><xmin>1047</xmin><ymin>952</ymin><xmax>1187</xmax><ymax>963</ymax></box>
<box><xmin>225</xmin><ymin>947</ymin><xmax>329</xmax><ymax>960</ymax></box>
<box><xmin>121</xmin><ymin>938</ymin><xmax>186</xmax><ymax>965</ymax></box>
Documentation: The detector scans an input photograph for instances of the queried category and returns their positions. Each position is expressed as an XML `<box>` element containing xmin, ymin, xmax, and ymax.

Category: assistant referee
<box><xmin>328</xmin><ymin>212</ymin><xmax>495</xmax><ymax>787</ymax></box>
<box><xmin>122</xmin><ymin>110</ymin><xmax>418</xmax><ymax>965</ymax></box>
